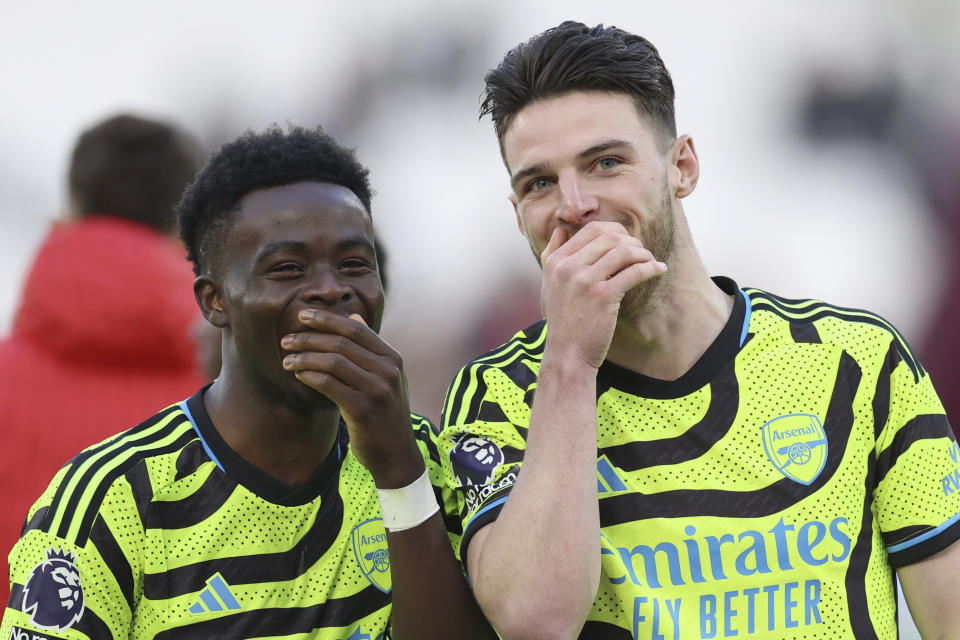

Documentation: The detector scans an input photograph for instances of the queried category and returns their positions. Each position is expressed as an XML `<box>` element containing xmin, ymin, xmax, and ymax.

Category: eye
<box><xmin>340</xmin><ymin>258</ymin><xmax>375</xmax><ymax>274</ymax></box>
<box><xmin>268</xmin><ymin>262</ymin><xmax>304</xmax><ymax>276</ymax></box>
<box><xmin>596</xmin><ymin>156</ymin><xmax>620</xmax><ymax>171</ymax></box>
<box><xmin>525</xmin><ymin>177</ymin><xmax>554</xmax><ymax>193</ymax></box>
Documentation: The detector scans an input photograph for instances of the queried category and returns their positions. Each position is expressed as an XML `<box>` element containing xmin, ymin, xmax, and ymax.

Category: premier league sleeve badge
<box><xmin>449</xmin><ymin>434</ymin><xmax>505</xmax><ymax>487</ymax></box>
<box><xmin>21</xmin><ymin>547</ymin><xmax>85</xmax><ymax>632</ymax></box>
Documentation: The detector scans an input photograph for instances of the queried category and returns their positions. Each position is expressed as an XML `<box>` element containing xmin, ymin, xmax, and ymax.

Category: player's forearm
<box><xmin>471</xmin><ymin>352</ymin><xmax>601</xmax><ymax>639</ymax></box>
<box><xmin>898</xmin><ymin>539</ymin><xmax>960</xmax><ymax>639</ymax></box>
<box><xmin>387</xmin><ymin>514</ymin><xmax>495</xmax><ymax>640</ymax></box>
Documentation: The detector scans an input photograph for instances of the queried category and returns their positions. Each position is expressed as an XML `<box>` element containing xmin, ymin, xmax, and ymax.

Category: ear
<box><xmin>194</xmin><ymin>275</ymin><xmax>228</xmax><ymax>329</ymax></box>
<box><xmin>669</xmin><ymin>135</ymin><xmax>700</xmax><ymax>199</ymax></box>
<box><xmin>510</xmin><ymin>193</ymin><xmax>526</xmax><ymax>236</ymax></box>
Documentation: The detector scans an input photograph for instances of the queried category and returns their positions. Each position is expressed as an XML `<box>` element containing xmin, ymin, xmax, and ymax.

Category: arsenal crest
<box><xmin>351</xmin><ymin>518</ymin><xmax>392</xmax><ymax>593</ymax></box>
<box><xmin>761</xmin><ymin>414</ymin><xmax>828</xmax><ymax>485</ymax></box>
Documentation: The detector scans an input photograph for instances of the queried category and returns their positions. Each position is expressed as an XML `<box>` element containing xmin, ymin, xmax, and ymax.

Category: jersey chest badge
<box><xmin>351</xmin><ymin>518</ymin><xmax>391</xmax><ymax>593</ymax></box>
<box><xmin>761</xmin><ymin>414</ymin><xmax>828</xmax><ymax>485</ymax></box>
<box><xmin>22</xmin><ymin>547</ymin><xmax>84</xmax><ymax>632</ymax></box>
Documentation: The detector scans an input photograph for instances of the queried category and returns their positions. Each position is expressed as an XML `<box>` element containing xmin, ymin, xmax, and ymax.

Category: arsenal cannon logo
<box><xmin>761</xmin><ymin>414</ymin><xmax>828</xmax><ymax>485</ymax></box>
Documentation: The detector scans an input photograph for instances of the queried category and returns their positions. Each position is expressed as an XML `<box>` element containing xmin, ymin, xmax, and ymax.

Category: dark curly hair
<box><xmin>482</xmin><ymin>21</ymin><xmax>676</xmax><ymax>153</ymax></box>
<box><xmin>70</xmin><ymin>114</ymin><xmax>201</xmax><ymax>233</ymax></box>
<box><xmin>176</xmin><ymin>125</ymin><xmax>372</xmax><ymax>276</ymax></box>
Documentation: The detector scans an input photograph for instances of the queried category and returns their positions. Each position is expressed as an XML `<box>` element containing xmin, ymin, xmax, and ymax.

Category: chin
<box><xmin>617</xmin><ymin>274</ymin><xmax>666</xmax><ymax>321</ymax></box>
<box><xmin>618</xmin><ymin>280</ymin><xmax>657</xmax><ymax>320</ymax></box>
<box><xmin>262</xmin><ymin>376</ymin><xmax>338</xmax><ymax>413</ymax></box>
<box><xmin>287</xmin><ymin>383</ymin><xmax>339</xmax><ymax>413</ymax></box>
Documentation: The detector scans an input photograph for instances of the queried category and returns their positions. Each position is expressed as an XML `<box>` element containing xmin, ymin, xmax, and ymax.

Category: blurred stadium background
<box><xmin>2</xmin><ymin>2</ymin><xmax>957</xmax><ymax>635</ymax></box>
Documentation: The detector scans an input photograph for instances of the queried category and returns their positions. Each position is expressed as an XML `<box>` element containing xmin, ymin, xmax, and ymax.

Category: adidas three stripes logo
<box><xmin>189</xmin><ymin>573</ymin><xmax>242</xmax><ymax>614</ymax></box>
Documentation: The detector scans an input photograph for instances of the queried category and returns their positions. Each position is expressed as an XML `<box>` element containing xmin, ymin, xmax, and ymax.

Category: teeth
<box><xmin>349</xmin><ymin>313</ymin><xmax>367</xmax><ymax>326</ymax></box>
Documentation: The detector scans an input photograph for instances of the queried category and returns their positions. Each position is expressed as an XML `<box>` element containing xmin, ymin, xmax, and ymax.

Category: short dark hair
<box><xmin>176</xmin><ymin>125</ymin><xmax>372</xmax><ymax>276</ymax></box>
<box><xmin>481</xmin><ymin>21</ymin><xmax>677</xmax><ymax>151</ymax></box>
<box><xmin>69</xmin><ymin>114</ymin><xmax>201</xmax><ymax>233</ymax></box>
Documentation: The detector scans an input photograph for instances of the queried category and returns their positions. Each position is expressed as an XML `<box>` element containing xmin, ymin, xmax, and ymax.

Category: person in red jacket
<box><xmin>0</xmin><ymin>114</ymin><xmax>206</xmax><ymax>606</ymax></box>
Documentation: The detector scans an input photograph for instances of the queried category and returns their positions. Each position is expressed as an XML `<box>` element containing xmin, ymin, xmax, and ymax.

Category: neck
<box><xmin>203</xmin><ymin>364</ymin><xmax>341</xmax><ymax>486</ymax></box>
<box><xmin>605</xmin><ymin>240</ymin><xmax>734</xmax><ymax>381</ymax></box>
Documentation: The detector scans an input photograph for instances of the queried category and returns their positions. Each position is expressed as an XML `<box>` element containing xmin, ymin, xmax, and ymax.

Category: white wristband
<box><xmin>377</xmin><ymin>468</ymin><xmax>440</xmax><ymax>532</ymax></box>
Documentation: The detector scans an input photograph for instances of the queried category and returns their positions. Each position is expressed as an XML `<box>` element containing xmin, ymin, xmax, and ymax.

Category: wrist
<box><xmin>540</xmin><ymin>344</ymin><xmax>602</xmax><ymax>382</ymax></box>
<box><xmin>369</xmin><ymin>444</ymin><xmax>425</xmax><ymax>489</ymax></box>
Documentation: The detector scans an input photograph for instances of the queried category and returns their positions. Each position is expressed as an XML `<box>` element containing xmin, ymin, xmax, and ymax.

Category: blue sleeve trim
<box><xmin>459</xmin><ymin>495</ymin><xmax>509</xmax><ymax>572</ymax></box>
<box><xmin>464</xmin><ymin>496</ymin><xmax>508</xmax><ymax>539</ymax></box>
<box><xmin>179</xmin><ymin>400</ymin><xmax>225</xmax><ymax>472</ymax></box>
<box><xmin>887</xmin><ymin>511</ymin><xmax>960</xmax><ymax>554</ymax></box>
<box><xmin>739</xmin><ymin>289</ymin><xmax>752</xmax><ymax>348</ymax></box>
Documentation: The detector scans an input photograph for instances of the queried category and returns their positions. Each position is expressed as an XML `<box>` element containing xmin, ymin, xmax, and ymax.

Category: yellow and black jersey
<box><xmin>439</xmin><ymin>277</ymin><xmax>959</xmax><ymax>639</ymax></box>
<box><xmin>2</xmin><ymin>386</ymin><xmax>455</xmax><ymax>640</ymax></box>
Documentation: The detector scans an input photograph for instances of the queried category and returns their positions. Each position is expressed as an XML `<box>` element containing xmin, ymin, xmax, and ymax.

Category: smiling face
<box><xmin>504</xmin><ymin>90</ymin><xmax>694</xmax><ymax>315</ymax></box>
<box><xmin>206</xmin><ymin>181</ymin><xmax>383</xmax><ymax>410</ymax></box>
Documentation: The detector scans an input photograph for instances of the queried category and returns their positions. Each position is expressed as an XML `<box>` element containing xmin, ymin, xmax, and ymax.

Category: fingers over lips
<box><xmin>282</xmin><ymin>334</ymin><xmax>400</xmax><ymax>380</ymax></box>
<box><xmin>284</xmin><ymin>309</ymin><xmax>393</xmax><ymax>358</ymax></box>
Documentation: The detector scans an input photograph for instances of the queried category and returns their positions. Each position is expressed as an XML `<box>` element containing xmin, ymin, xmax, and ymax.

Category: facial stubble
<box><xmin>617</xmin><ymin>183</ymin><xmax>675</xmax><ymax>320</ymax></box>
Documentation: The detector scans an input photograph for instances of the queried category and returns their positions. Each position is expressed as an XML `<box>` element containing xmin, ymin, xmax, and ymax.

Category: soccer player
<box><xmin>2</xmin><ymin>126</ymin><xmax>493</xmax><ymax>640</ymax></box>
<box><xmin>438</xmin><ymin>21</ymin><xmax>960</xmax><ymax>639</ymax></box>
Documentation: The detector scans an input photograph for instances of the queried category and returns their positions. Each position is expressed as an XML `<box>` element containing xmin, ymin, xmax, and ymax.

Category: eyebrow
<box><xmin>336</xmin><ymin>236</ymin><xmax>376</xmax><ymax>255</ymax></box>
<box><xmin>509</xmin><ymin>138</ymin><xmax>638</xmax><ymax>191</ymax></box>
<box><xmin>579</xmin><ymin>139</ymin><xmax>638</xmax><ymax>159</ymax></box>
<box><xmin>254</xmin><ymin>237</ymin><xmax>375</xmax><ymax>263</ymax></box>
<box><xmin>255</xmin><ymin>241</ymin><xmax>309</xmax><ymax>263</ymax></box>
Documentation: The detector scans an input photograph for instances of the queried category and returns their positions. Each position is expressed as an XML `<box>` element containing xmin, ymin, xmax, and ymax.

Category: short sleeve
<box><xmin>438</xmin><ymin>361</ymin><xmax>536</xmax><ymax>568</ymax></box>
<box><xmin>873</xmin><ymin>339</ymin><xmax>960</xmax><ymax>568</ymax></box>
<box><xmin>2</xmin><ymin>465</ymin><xmax>143</xmax><ymax>639</ymax></box>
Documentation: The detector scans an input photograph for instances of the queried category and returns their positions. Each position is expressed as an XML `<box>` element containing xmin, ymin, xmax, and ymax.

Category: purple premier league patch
<box><xmin>21</xmin><ymin>548</ymin><xmax>85</xmax><ymax>632</ymax></box>
<box><xmin>449</xmin><ymin>434</ymin><xmax>504</xmax><ymax>487</ymax></box>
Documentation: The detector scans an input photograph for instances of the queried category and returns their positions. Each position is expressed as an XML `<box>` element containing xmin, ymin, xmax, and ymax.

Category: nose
<box><xmin>556</xmin><ymin>170</ymin><xmax>598</xmax><ymax>226</ymax></box>
<box><xmin>301</xmin><ymin>268</ymin><xmax>352</xmax><ymax>306</ymax></box>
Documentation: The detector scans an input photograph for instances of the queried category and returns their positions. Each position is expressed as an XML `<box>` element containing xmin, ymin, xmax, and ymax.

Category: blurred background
<box><xmin>1</xmin><ymin>1</ymin><xmax>957</xmax><ymax>634</ymax></box>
